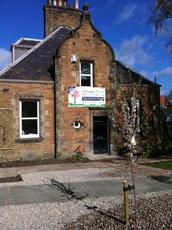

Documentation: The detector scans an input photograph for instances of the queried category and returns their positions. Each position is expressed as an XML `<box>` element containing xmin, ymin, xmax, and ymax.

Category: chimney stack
<box><xmin>75</xmin><ymin>0</ymin><xmax>79</xmax><ymax>9</ymax></box>
<box><xmin>44</xmin><ymin>0</ymin><xmax>81</xmax><ymax>36</ymax></box>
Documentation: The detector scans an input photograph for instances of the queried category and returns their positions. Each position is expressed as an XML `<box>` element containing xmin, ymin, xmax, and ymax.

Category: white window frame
<box><xmin>19</xmin><ymin>100</ymin><xmax>40</xmax><ymax>139</ymax></box>
<box><xmin>80</xmin><ymin>61</ymin><xmax>93</xmax><ymax>87</ymax></box>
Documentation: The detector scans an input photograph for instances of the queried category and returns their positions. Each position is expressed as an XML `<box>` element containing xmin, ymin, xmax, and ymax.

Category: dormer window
<box><xmin>80</xmin><ymin>61</ymin><xmax>93</xmax><ymax>87</ymax></box>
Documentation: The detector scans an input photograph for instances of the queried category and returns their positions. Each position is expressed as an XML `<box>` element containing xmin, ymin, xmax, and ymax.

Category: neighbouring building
<box><xmin>160</xmin><ymin>95</ymin><xmax>171</xmax><ymax>108</ymax></box>
<box><xmin>160</xmin><ymin>95</ymin><xmax>172</xmax><ymax>151</ymax></box>
<box><xmin>0</xmin><ymin>0</ymin><xmax>161</xmax><ymax>162</ymax></box>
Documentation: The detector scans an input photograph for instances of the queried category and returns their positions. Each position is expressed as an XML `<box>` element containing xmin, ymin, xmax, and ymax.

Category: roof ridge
<box><xmin>13</xmin><ymin>38</ymin><xmax>42</xmax><ymax>45</ymax></box>
<box><xmin>0</xmin><ymin>26</ymin><xmax>70</xmax><ymax>76</ymax></box>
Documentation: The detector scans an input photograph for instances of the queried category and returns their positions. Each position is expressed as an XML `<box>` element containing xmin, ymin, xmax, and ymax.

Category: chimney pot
<box><xmin>75</xmin><ymin>0</ymin><xmax>79</xmax><ymax>9</ymax></box>
<box><xmin>47</xmin><ymin>0</ymin><xmax>51</xmax><ymax>5</ymax></box>
<box><xmin>64</xmin><ymin>0</ymin><xmax>67</xmax><ymax>7</ymax></box>
<box><xmin>59</xmin><ymin>0</ymin><xmax>63</xmax><ymax>7</ymax></box>
<box><xmin>53</xmin><ymin>0</ymin><xmax>57</xmax><ymax>6</ymax></box>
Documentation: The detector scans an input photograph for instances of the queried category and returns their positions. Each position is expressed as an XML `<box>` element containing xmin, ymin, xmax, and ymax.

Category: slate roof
<box><xmin>17</xmin><ymin>39</ymin><xmax>41</xmax><ymax>46</ymax></box>
<box><xmin>0</xmin><ymin>27</ymin><xmax>71</xmax><ymax>81</ymax></box>
<box><xmin>0</xmin><ymin>26</ymin><xmax>159</xmax><ymax>87</ymax></box>
<box><xmin>115</xmin><ymin>60</ymin><xmax>160</xmax><ymax>87</ymax></box>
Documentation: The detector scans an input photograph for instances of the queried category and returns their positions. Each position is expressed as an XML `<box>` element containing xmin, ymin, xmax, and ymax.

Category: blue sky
<box><xmin>0</xmin><ymin>0</ymin><xmax>172</xmax><ymax>95</ymax></box>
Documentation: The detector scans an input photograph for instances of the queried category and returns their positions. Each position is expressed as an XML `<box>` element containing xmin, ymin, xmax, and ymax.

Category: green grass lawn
<box><xmin>144</xmin><ymin>161</ymin><xmax>172</xmax><ymax>170</ymax></box>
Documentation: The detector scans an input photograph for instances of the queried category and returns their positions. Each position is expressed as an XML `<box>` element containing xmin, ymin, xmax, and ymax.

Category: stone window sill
<box><xmin>16</xmin><ymin>137</ymin><xmax>43</xmax><ymax>143</ymax></box>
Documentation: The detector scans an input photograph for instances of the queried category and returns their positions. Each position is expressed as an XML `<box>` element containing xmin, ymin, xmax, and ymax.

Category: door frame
<box><xmin>90</xmin><ymin>110</ymin><xmax>110</xmax><ymax>155</ymax></box>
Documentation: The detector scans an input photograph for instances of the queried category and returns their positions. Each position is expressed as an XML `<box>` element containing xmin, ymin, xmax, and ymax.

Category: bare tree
<box><xmin>167</xmin><ymin>90</ymin><xmax>172</xmax><ymax>102</ymax></box>
<box><xmin>121</xmin><ymin>95</ymin><xmax>138</xmax><ymax>219</ymax></box>
<box><xmin>150</xmin><ymin>0</ymin><xmax>172</xmax><ymax>53</ymax></box>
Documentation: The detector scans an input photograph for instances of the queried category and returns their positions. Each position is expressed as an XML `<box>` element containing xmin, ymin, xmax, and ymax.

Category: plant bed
<box><xmin>71</xmin><ymin>152</ymin><xmax>90</xmax><ymax>162</ymax></box>
<box><xmin>144</xmin><ymin>161</ymin><xmax>172</xmax><ymax>170</ymax></box>
<box><xmin>0</xmin><ymin>158</ymin><xmax>85</xmax><ymax>168</ymax></box>
<box><xmin>0</xmin><ymin>174</ymin><xmax>22</xmax><ymax>183</ymax></box>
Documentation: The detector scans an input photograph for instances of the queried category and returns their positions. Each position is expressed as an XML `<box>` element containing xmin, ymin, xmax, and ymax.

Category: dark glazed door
<box><xmin>93</xmin><ymin>116</ymin><xmax>109</xmax><ymax>154</ymax></box>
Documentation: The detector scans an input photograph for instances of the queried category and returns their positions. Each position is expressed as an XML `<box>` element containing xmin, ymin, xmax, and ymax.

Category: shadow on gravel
<box><xmin>50</xmin><ymin>179</ymin><xmax>124</xmax><ymax>225</ymax></box>
<box><xmin>150</xmin><ymin>175</ymin><xmax>172</xmax><ymax>184</ymax></box>
<box><xmin>50</xmin><ymin>179</ymin><xmax>87</xmax><ymax>201</ymax></box>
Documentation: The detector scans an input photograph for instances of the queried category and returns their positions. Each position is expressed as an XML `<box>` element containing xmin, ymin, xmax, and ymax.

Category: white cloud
<box><xmin>154</xmin><ymin>67</ymin><xmax>172</xmax><ymax>77</ymax></box>
<box><xmin>115</xmin><ymin>4</ymin><xmax>137</xmax><ymax>23</ymax></box>
<box><xmin>116</xmin><ymin>35</ymin><xmax>152</xmax><ymax>67</ymax></box>
<box><xmin>0</xmin><ymin>48</ymin><xmax>11</xmax><ymax>70</ymax></box>
<box><xmin>160</xmin><ymin>86</ymin><xmax>169</xmax><ymax>95</ymax></box>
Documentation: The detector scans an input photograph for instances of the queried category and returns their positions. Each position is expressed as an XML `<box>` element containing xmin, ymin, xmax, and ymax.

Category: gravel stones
<box><xmin>64</xmin><ymin>194</ymin><xmax>172</xmax><ymax>230</ymax></box>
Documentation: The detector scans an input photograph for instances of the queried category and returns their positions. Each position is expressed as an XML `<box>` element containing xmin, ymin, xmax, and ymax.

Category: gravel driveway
<box><xmin>0</xmin><ymin>161</ymin><xmax>171</xmax><ymax>229</ymax></box>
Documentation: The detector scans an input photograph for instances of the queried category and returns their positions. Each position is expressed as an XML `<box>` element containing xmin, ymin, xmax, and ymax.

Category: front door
<box><xmin>93</xmin><ymin>116</ymin><xmax>109</xmax><ymax>154</ymax></box>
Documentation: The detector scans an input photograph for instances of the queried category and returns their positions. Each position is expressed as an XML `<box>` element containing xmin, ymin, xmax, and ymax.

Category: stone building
<box><xmin>0</xmin><ymin>0</ymin><xmax>160</xmax><ymax>162</ymax></box>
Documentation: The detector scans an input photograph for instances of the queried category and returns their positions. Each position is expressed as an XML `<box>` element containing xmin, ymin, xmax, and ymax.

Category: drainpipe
<box><xmin>54</xmin><ymin>56</ymin><xmax>57</xmax><ymax>158</ymax></box>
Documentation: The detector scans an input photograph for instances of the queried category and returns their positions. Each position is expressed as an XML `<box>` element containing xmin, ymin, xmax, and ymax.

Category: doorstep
<box><xmin>86</xmin><ymin>153</ymin><xmax>120</xmax><ymax>161</ymax></box>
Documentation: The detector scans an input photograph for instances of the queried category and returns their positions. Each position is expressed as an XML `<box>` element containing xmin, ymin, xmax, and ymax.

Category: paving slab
<box><xmin>0</xmin><ymin>176</ymin><xmax>171</xmax><ymax>207</ymax></box>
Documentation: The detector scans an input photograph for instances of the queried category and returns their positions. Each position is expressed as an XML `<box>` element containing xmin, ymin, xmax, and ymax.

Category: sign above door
<box><xmin>68</xmin><ymin>87</ymin><xmax>106</xmax><ymax>108</ymax></box>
